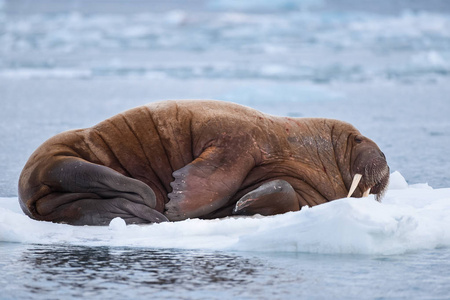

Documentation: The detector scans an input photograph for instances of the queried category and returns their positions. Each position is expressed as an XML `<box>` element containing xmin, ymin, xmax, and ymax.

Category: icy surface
<box><xmin>2</xmin><ymin>172</ymin><xmax>449</xmax><ymax>255</ymax></box>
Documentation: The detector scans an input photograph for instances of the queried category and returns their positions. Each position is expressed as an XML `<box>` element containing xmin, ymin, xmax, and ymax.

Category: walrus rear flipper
<box><xmin>21</xmin><ymin>157</ymin><xmax>167</xmax><ymax>225</ymax></box>
<box><xmin>233</xmin><ymin>180</ymin><xmax>300</xmax><ymax>216</ymax></box>
<box><xmin>36</xmin><ymin>193</ymin><xmax>167</xmax><ymax>225</ymax></box>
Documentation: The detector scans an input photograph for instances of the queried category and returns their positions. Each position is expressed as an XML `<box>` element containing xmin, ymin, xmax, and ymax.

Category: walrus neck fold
<box><xmin>257</xmin><ymin>117</ymin><xmax>350</xmax><ymax>202</ymax></box>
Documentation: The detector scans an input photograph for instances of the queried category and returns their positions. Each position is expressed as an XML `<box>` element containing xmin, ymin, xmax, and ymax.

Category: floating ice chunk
<box><xmin>165</xmin><ymin>10</ymin><xmax>188</xmax><ymax>25</ymax></box>
<box><xmin>208</xmin><ymin>0</ymin><xmax>324</xmax><ymax>11</ymax></box>
<box><xmin>418</xmin><ymin>51</ymin><xmax>448</xmax><ymax>67</ymax></box>
<box><xmin>1</xmin><ymin>171</ymin><xmax>450</xmax><ymax>255</ymax></box>
<box><xmin>0</xmin><ymin>68</ymin><xmax>92</xmax><ymax>79</ymax></box>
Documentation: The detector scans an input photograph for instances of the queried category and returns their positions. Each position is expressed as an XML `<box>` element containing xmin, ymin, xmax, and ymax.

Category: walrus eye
<box><xmin>354</xmin><ymin>136</ymin><xmax>363</xmax><ymax>144</ymax></box>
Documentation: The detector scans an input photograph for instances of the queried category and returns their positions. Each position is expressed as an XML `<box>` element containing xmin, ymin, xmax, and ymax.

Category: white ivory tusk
<box><xmin>347</xmin><ymin>173</ymin><xmax>362</xmax><ymax>198</ymax></box>
<box><xmin>363</xmin><ymin>188</ymin><xmax>371</xmax><ymax>197</ymax></box>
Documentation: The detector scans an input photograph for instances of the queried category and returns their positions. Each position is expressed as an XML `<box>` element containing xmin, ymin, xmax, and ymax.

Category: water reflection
<box><xmin>9</xmin><ymin>244</ymin><xmax>273</xmax><ymax>299</ymax></box>
<box><xmin>2</xmin><ymin>243</ymin><xmax>450</xmax><ymax>299</ymax></box>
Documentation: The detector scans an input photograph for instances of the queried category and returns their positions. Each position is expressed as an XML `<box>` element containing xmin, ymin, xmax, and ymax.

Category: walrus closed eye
<box><xmin>18</xmin><ymin>100</ymin><xmax>389</xmax><ymax>225</ymax></box>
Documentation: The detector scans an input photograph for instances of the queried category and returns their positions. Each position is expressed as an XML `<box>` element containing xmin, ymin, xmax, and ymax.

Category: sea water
<box><xmin>1</xmin><ymin>243</ymin><xmax>449</xmax><ymax>299</ymax></box>
<box><xmin>1</xmin><ymin>0</ymin><xmax>450</xmax><ymax>299</ymax></box>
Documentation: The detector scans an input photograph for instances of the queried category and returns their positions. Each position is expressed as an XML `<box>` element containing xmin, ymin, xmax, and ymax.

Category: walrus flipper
<box><xmin>233</xmin><ymin>180</ymin><xmax>300</xmax><ymax>216</ymax></box>
<box><xmin>34</xmin><ymin>157</ymin><xmax>167</xmax><ymax>225</ymax></box>
<box><xmin>165</xmin><ymin>146</ymin><xmax>255</xmax><ymax>221</ymax></box>
<box><xmin>37</xmin><ymin>193</ymin><xmax>167</xmax><ymax>225</ymax></box>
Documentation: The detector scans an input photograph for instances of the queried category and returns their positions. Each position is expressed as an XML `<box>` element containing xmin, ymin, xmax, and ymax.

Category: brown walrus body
<box><xmin>18</xmin><ymin>100</ymin><xmax>389</xmax><ymax>225</ymax></box>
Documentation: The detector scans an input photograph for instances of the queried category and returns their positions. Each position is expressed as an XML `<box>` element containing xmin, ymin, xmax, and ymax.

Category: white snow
<box><xmin>1</xmin><ymin>171</ymin><xmax>449</xmax><ymax>255</ymax></box>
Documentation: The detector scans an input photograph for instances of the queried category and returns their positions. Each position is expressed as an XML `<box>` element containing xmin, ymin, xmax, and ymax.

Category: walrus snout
<box><xmin>348</xmin><ymin>142</ymin><xmax>390</xmax><ymax>201</ymax></box>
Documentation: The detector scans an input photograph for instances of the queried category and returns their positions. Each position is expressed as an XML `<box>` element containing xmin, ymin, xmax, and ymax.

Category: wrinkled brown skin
<box><xmin>18</xmin><ymin>100</ymin><xmax>389</xmax><ymax>225</ymax></box>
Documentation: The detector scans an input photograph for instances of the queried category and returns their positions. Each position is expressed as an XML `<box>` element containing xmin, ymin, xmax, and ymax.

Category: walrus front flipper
<box><xmin>233</xmin><ymin>180</ymin><xmax>300</xmax><ymax>216</ymax></box>
<box><xmin>165</xmin><ymin>146</ymin><xmax>255</xmax><ymax>221</ymax></box>
<box><xmin>27</xmin><ymin>157</ymin><xmax>167</xmax><ymax>225</ymax></box>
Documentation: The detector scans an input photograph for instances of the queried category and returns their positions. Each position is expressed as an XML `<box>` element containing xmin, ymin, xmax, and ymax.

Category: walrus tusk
<box><xmin>347</xmin><ymin>173</ymin><xmax>362</xmax><ymax>198</ymax></box>
<box><xmin>363</xmin><ymin>188</ymin><xmax>371</xmax><ymax>197</ymax></box>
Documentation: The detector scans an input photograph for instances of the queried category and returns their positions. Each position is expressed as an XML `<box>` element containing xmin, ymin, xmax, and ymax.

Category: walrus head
<box><xmin>346</xmin><ymin>134</ymin><xmax>390</xmax><ymax>201</ymax></box>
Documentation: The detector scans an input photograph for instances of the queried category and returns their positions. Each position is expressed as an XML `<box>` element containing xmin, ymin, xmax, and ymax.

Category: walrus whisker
<box><xmin>347</xmin><ymin>173</ymin><xmax>362</xmax><ymax>198</ymax></box>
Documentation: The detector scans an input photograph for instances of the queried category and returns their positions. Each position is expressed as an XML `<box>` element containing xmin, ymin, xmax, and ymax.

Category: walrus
<box><xmin>18</xmin><ymin>100</ymin><xmax>389</xmax><ymax>225</ymax></box>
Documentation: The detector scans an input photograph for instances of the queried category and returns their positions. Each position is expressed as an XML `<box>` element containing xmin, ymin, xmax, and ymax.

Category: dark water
<box><xmin>2</xmin><ymin>243</ymin><xmax>450</xmax><ymax>299</ymax></box>
<box><xmin>1</xmin><ymin>243</ymin><xmax>450</xmax><ymax>299</ymax></box>
<box><xmin>1</xmin><ymin>244</ymin><xmax>270</xmax><ymax>299</ymax></box>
